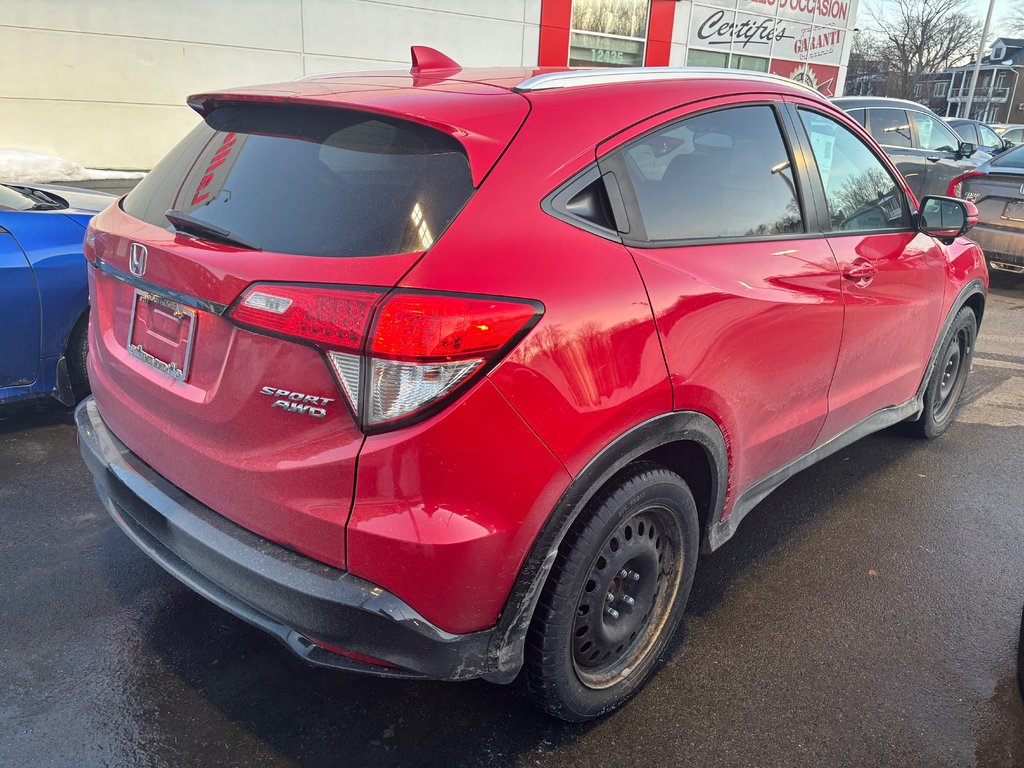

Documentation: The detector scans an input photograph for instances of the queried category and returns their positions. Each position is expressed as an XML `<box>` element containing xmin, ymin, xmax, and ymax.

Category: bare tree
<box><xmin>1000</xmin><ymin>1</ymin><xmax>1024</xmax><ymax>36</ymax></box>
<box><xmin>866</xmin><ymin>0</ymin><xmax>982</xmax><ymax>99</ymax></box>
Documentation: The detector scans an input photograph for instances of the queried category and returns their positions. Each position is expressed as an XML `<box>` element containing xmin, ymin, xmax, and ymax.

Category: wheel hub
<box><xmin>572</xmin><ymin>509</ymin><xmax>679</xmax><ymax>684</ymax></box>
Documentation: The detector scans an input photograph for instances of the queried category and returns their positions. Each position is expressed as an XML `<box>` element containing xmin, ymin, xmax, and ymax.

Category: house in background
<box><xmin>939</xmin><ymin>37</ymin><xmax>1024</xmax><ymax>123</ymax></box>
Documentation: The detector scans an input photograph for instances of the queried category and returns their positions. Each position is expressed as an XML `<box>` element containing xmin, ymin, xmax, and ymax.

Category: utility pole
<box><xmin>965</xmin><ymin>0</ymin><xmax>997</xmax><ymax>120</ymax></box>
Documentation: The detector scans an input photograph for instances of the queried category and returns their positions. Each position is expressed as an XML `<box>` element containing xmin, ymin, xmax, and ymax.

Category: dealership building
<box><xmin>2</xmin><ymin>0</ymin><xmax>859</xmax><ymax>170</ymax></box>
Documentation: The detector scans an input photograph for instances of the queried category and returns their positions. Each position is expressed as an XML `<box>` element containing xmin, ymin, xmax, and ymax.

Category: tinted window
<box><xmin>951</xmin><ymin>122</ymin><xmax>977</xmax><ymax>143</ymax></box>
<box><xmin>123</xmin><ymin>105</ymin><xmax>473</xmax><ymax>257</ymax></box>
<box><xmin>910</xmin><ymin>112</ymin><xmax>960</xmax><ymax>152</ymax></box>
<box><xmin>847</xmin><ymin>109</ymin><xmax>867</xmax><ymax>128</ymax></box>
<box><xmin>799</xmin><ymin>110</ymin><xmax>908</xmax><ymax>232</ymax></box>
<box><xmin>868</xmin><ymin>109</ymin><xmax>912</xmax><ymax>148</ymax></box>
<box><xmin>978</xmin><ymin>124</ymin><xmax>1002</xmax><ymax>147</ymax></box>
<box><xmin>622</xmin><ymin>105</ymin><xmax>803</xmax><ymax>241</ymax></box>
<box><xmin>990</xmin><ymin>145</ymin><xmax>1024</xmax><ymax>168</ymax></box>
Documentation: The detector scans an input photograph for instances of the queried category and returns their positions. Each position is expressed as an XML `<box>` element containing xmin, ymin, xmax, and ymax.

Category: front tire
<box><xmin>909</xmin><ymin>306</ymin><xmax>976</xmax><ymax>439</ymax></box>
<box><xmin>523</xmin><ymin>463</ymin><xmax>699</xmax><ymax>721</ymax></box>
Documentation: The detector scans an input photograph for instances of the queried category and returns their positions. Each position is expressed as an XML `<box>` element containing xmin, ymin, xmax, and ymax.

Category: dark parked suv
<box><xmin>834</xmin><ymin>97</ymin><xmax>990</xmax><ymax>200</ymax></box>
<box><xmin>78</xmin><ymin>53</ymin><xmax>988</xmax><ymax>721</ymax></box>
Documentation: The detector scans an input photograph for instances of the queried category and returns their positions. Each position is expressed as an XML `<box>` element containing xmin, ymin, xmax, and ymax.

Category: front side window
<box><xmin>868</xmin><ymin>109</ymin><xmax>912</xmax><ymax>148</ymax></box>
<box><xmin>621</xmin><ymin>105</ymin><xmax>803</xmax><ymax>241</ymax></box>
<box><xmin>978</xmin><ymin>124</ymin><xmax>1002</xmax><ymax>147</ymax></box>
<box><xmin>910</xmin><ymin>112</ymin><xmax>960</xmax><ymax>152</ymax></box>
<box><xmin>799</xmin><ymin>110</ymin><xmax>908</xmax><ymax>233</ymax></box>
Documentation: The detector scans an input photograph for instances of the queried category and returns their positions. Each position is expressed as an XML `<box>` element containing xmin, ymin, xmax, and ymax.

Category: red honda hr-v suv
<box><xmin>77</xmin><ymin>48</ymin><xmax>987</xmax><ymax>721</ymax></box>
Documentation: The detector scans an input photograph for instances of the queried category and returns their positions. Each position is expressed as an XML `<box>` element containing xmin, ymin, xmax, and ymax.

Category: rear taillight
<box><xmin>229</xmin><ymin>285</ymin><xmax>542</xmax><ymax>432</ymax></box>
<box><xmin>83</xmin><ymin>221</ymin><xmax>98</xmax><ymax>264</ymax></box>
<box><xmin>948</xmin><ymin>170</ymin><xmax>984</xmax><ymax>198</ymax></box>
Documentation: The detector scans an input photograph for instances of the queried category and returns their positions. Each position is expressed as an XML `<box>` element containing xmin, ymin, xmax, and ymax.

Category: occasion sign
<box><xmin>737</xmin><ymin>0</ymin><xmax>854</xmax><ymax>23</ymax></box>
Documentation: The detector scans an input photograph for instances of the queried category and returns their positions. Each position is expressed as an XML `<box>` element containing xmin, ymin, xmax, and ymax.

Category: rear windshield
<box><xmin>122</xmin><ymin>105</ymin><xmax>473</xmax><ymax>257</ymax></box>
<box><xmin>990</xmin><ymin>145</ymin><xmax>1024</xmax><ymax>169</ymax></box>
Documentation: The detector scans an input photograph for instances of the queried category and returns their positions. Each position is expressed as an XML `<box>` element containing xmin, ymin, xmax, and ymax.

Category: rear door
<box><xmin>599</xmin><ymin>98</ymin><xmax>844</xmax><ymax>492</ymax></box>
<box><xmin>910</xmin><ymin>110</ymin><xmax>979</xmax><ymax>197</ymax></box>
<box><xmin>865</xmin><ymin>107</ymin><xmax>930</xmax><ymax>200</ymax></box>
<box><xmin>0</xmin><ymin>224</ymin><xmax>40</xmax><ymax>388</ymax></box>
<box><xmin>791</xmin><ymin>105</ymin><xmax>946</xmax><ymax>441</ymax></box>
<box><xmin>87</xmin><ymin>102</ymin><xmax>489</xmax><ymax>569</ymax></box>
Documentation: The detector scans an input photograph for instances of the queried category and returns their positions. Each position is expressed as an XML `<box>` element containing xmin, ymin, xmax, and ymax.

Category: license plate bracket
<box><xmin>127</xmin><ymin>290</ymin><xmax>197</xmax><ymax>382</ymax></box>
<box><xmin>1001</xmin><ymin>200</ymin><xmax>1024</xmax><ymax>222</ymax></box>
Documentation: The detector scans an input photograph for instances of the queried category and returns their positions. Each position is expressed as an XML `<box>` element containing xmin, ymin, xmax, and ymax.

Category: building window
<box><xmin>686</xmin><ymin>49</ymin><xmax>767</xmax><ymax>73</ymax></box>
<box><xmin>687</xmin><ymin>49</ymin><xmax>728</xmax><ymax>68</ymax></box>
<box><xmin>730</xmin><ymin>54</ymin><xmax>769</xmax><ymax>73</ymax></box>
<box><xmin>914</xmin><ymin>82</ymin><xmax>924</xmax><ymax>97</ymax></box>
<box><xmin>569</xmin><ymin>0</ymin><xmax>650</xmax><ymax>68</ymax></box>
<box><xmin>934</xmin><ymin>81</ymin><xmax>948</xmax><ymax>97</ymax></box>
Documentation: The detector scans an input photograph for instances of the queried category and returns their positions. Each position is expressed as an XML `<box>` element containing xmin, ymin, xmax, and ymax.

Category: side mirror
<box><xmin>917</xmin><ymin>195</ymin><xmax>978</xmax><ymax>244</ymax></box>
<box><xmin>1003</xmin><ymin>138</ymin><xmax>1015</xmax><ymax>151</ymax></box>
<box><xmin>958</xmin><ymin>141</ymin><xmax>976</xmax><ymax>158</ymax></box>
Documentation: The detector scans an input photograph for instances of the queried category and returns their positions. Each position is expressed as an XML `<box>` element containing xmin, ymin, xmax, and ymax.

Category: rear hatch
<box><xmin>87</xmin><ymin>83</ymin><xmax>528</xmax><ymax>568</ymax></box>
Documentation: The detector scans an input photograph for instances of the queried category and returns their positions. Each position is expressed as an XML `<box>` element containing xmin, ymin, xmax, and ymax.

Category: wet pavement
<box><xmin>2</xmin><ymin>277</ymin><xmax>1023</xmax><ymax>768</ymax></box>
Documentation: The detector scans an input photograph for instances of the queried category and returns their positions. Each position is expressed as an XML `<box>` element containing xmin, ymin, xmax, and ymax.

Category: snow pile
<box><xmin>0</xmin><ymin>149</ymin><xmax>145</xmax><ymax>183</ymax></box>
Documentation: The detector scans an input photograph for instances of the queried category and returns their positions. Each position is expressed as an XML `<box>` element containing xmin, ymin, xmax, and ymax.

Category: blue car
<box><xmin>1</xmin><ymin>182</ymin><xmax>112</xmax><ymax>406</ymax></box>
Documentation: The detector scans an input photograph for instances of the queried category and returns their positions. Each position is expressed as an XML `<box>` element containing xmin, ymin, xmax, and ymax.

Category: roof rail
<box><xmin>514</xmin><ymin>67</ymin><xmax>817</xmax><ymax>95</ymax></box>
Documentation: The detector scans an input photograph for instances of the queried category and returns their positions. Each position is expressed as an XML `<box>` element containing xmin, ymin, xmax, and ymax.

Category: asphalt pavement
<box><xmin>2</xmin><ymin>276</ymin><xmax>1023</xmax><ymax>768</ymax></box>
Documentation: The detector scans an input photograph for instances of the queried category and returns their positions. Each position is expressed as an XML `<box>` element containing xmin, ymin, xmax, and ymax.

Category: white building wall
<box><xmin>0</xmin><ymin>0</ymin><xmax>542</xmax><ymax>170</ymax></box>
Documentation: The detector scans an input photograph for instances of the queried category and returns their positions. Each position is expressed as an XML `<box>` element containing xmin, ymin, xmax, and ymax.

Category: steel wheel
<box><xmin>932</xmin><ymin>325</ymin><xmax>971</xmax><ymax>423</ymax></box>
<box><xmin>571</xmin><ymin>505</ymin><xmax>683</xmax><ymax>689</ymax></box>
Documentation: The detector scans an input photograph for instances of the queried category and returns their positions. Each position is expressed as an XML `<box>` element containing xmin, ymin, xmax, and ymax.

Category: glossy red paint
<box><xmin>86</xmin><ymin>64</ymin><xmax>988</xmax><ymax>641</ymax></box>
<box><xmin>816</xmin><ymin>231</ymin><xmax>946</xmax><ymax>440</ymax></box>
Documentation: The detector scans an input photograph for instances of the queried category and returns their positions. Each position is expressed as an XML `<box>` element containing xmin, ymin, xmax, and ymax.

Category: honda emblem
<box><xmin>129</xmin><ymin>243</ymin><xmax>148</xmax><ymax>277</ymax></box>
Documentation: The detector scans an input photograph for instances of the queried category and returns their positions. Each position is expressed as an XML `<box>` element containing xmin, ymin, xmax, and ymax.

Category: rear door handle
<box><xmin>926</xmin><ymin>156</ymin><xmax>941</xmax><ymax>163</ymax></box>
<box><xmin>843</xmin><ymin>260</ymin><xmax>877</xmax><ymax>287</ymax></box>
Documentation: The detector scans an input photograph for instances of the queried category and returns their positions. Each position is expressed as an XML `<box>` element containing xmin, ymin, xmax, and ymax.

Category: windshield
<box><xmin>0</xmin><ymin>184</ymin><xmax>35</xmax><ymax>212</ymax></box>
<box><xmin>122</xmin><ymin>105</ymin><xmax>474</xmax><ymax>257</ymax></box>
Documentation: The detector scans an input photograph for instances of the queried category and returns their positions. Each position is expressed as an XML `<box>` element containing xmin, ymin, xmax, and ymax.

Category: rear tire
<box><xmin>907</xmin><ymin>306</ymin><xmax>976</xmax><ymax>439</ymax></box>
<box><xmin>67</xmin><ymin>312</ymin><xmax>91</xmax><ymax>403</ymax></box>
<box><xmin>523</xmin><ymin>463</ymin><xmax>699</xmax><ymax>721</ymax></box>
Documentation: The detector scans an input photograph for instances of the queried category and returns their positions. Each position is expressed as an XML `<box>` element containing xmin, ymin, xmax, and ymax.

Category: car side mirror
<box><xmin>958</xmin><ymin>141</ymin><xmax>976</xmax><ymax>158</ymax></box>
<box><xmin>1003</xmin><ymin>138</ymin><xmax>1015</xmax><ymax>150</ymax></box>
<box><xmin>917</xmin><ymin>195</ymin><xmax>977</xmax><ymax>244</ymax></box>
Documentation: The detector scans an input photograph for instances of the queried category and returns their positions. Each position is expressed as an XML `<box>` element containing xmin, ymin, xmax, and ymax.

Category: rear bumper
<box><xmin>969</xmin><ymin>225</ymin><xmax>1024</xmax><ymax>271</ymax></box>
<box><xmin>75</xmin><ymin>396</ymin><xmax>499</xmax><ymax>681</ymax></box>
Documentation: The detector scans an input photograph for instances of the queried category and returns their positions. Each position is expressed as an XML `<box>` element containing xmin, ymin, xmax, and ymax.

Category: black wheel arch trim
<box><xmin>484</xmin><ymin>410</ymin><xmax>728</xmax><ymax>682</ymax></box>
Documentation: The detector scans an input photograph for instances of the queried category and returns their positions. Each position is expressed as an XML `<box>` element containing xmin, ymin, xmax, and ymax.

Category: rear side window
<box><xmin>620</xmin><ymin>105</ymin><xmax>803</xmax><ymax>241</ymax></box>
<box><xmin>799</xmin><ymin>110</ymin><xmax>908</xmax><ymax>232</ymax></box>
<box><xmin>951</xmin><ymin>123</ymin><xmax>977</xmax><ymax>143</ymax></box>
<box><xmin>846</xmin><ymin>109</ymin><xmax>867</xmax><ymax>128</ymax></box>
<box><xmin>867</xmin><ymin>109</ymin><xmax>912</xmax><ymax>148</ymax></box>
<box><xmin>1003</xmin><ymin>127</ymin><xmax>1024</xmax><ymax>143</ymax></box>
<box><xmin>123</xmin><ymin>105</ymin><xmax>473</xmax><ymax>257</ymax></box>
